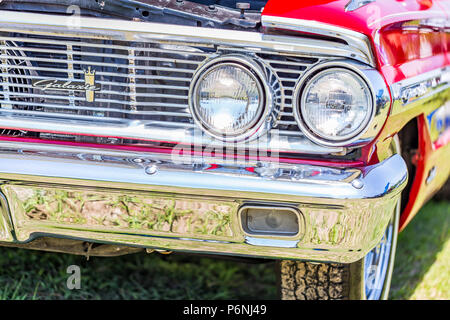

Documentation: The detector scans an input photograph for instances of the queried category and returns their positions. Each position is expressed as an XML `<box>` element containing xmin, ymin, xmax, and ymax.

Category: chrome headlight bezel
<box><xmin>293</xmin><ymin>61</ymin><xmax>380</xmax><ymax>147</ymax></box>
<box><xmin>189</xmin><ymin>55</ymin><xmax>276</xmax><ymax>142</ymax></box>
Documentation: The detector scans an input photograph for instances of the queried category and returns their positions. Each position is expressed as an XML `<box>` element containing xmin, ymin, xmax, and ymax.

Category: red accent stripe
<box><xmin>0</xmin><ymin>135</ymin><xmax>364</xmax><ymax>167</ymax></box>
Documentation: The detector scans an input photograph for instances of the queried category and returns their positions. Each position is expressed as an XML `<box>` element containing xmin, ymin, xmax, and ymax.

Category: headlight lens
<box><xmin>299</xmin><ymin>68</ymin><xmax>372</xmax><ymax>143</ymax></box>
<box><xmin>192</xmin><ymin>63</ymin><xmax>264</xmax><ymax>138</ymax></box>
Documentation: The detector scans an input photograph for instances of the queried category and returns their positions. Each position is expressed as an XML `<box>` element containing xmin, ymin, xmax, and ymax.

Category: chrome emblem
<box><xmin>32</xmin><ymin>67</ymin><xmax>100</xmax><ymax>102</ymax></box>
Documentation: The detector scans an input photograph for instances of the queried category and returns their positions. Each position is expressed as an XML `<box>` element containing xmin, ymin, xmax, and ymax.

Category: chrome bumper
<box><xmin>0</xmin><ymin>142</ymin><xmax>407</xmax><ymax>263</ymax></box>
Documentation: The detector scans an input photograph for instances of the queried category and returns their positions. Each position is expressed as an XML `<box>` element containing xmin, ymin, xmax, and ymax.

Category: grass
<box><xmin>0</xmin><ymin>200</ymin><xmax>448</xmax><ymax>300</ymax></box>
<box><xmin>390</xmin><ymin>200</ymin><xmax>449</xmax><ymax>300</ymax></box>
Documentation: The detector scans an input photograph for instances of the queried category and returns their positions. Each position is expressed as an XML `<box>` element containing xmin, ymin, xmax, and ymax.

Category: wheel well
<box><xmin>398</xmin><ymin>118</ymin><xmax>419</xmax><ymax>213</ymax></box>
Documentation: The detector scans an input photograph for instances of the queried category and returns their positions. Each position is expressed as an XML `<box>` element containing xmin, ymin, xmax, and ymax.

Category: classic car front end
<box><xmin>0</xmin><ymin>0</ymin><xmax>448</xmax><ymax>300</ymax></box>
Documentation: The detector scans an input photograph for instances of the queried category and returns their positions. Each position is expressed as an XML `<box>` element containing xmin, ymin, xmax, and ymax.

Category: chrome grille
<box><xmin>0</xmin><ymin>35</ymin><xmax>209</xmax><ymax>126</ymax></box>
<box><xmin>0</xmin><ymin>35</ymin><xmax>313</xmax><ymax>128</ymax></box>
<box><xmin>257</xmin><ymin>53</ymin><xmax>320</xmax><ymax>134</ymax></box>
<box><xmin>0</xmin><ymin>12</ymin><xmax>346</xmax><ymax>155</ymax></box>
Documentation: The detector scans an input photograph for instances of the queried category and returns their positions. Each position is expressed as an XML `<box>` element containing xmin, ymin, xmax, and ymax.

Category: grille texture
<box><xmin>0</xmin><ymin>31</ymin><xmax>324</xmax><ymax>149</ymax></box>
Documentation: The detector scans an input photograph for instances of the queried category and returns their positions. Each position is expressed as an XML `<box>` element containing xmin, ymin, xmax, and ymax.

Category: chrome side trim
<box><xmin>390</xmin><ymin>66</ymin><xmax>450</xmax><ymax>116</ymax></box>
<box><xmin>261</xmin><ymin>15</ymin><xmax>376</xmax><ymax>67</ymax></box>
<box><xmin>0</xmin><ymin>142</ymin><xmax>407</xmax><ymax>262</ymax></box>
<box><xmin>367</xmin><ymin>11</ymin><xmax>447</xmax><ymax>28</ymax></box>
<box><xmin>0</xmin><ymin>143</ymin><xmax>405</xmax><ymax>202</ymax></box>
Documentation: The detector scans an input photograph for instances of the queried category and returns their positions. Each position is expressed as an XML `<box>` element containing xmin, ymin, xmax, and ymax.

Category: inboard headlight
<box><xmin>295</xmin><ymin>68</ymin><xmax>373</xmax><ymax>145</ymax></box>
<box><xmin>190</xmin><ymin>58</ymin><xmax>266</xmax><ymax>140</ymax></box>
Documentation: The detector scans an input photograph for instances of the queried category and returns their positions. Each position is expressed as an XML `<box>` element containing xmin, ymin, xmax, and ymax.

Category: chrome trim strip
<box><xmin>0</xmin><ymin>144</ymin><xmax>405</xmax><ymax>201</ymax></box>
<box><xmin>261</xmin><ymin>15</ymin><xmax>376</xmax><ymax>67</ymax></box>
<box><xmin>0</xmin><ymin>143</ymin><xmax>407</xmax><ymax>262</ymax></box>
<box><xmin>0</xmin><ymin>11</ymin><xmax>369</xmax><ymax>64</ymax></box>
<box><xmin>367</xmin><ymin>11</ymin><xmax>447</xmax><ymax>28</ymax></box>
<box><xmin>390</xmin><ymin>66</ymin><xmax>450</xmax><ymax>116</ymax></box>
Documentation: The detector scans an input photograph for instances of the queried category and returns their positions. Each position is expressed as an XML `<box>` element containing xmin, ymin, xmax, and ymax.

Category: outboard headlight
<box><xmin>295</xmin><ymin>67</ymin><xmax>373</xmax><ymax>146</ymax></box>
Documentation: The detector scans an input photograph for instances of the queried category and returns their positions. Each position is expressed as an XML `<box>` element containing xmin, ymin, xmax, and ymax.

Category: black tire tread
<box><xmin>279</xmin><ymin>260</ymin><xmax>351</xmax><ymax>300</ymax></box>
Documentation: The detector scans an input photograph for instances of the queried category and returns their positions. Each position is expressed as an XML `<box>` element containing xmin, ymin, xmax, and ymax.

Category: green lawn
<box><xmin>0</xmin><ymin>200</ymin><xmax>448</xmax><ymax>300</ymax></box>
<box><xmin>390</xmin><ymin>200</ymin><xmax>449</xmax><ymax>300</ymax></box>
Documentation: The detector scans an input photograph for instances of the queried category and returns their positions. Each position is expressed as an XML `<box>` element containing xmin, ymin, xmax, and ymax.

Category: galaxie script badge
<box><xmin>32</xmin><ymin>67</ymin><xmax>100</xmax><ymax>102</ymax></box>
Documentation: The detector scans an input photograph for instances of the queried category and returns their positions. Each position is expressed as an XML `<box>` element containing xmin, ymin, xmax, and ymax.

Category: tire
<box><xmin>278</xmin><ymin>135</ymin><xmax>402</xmax><ymax>300</ymax></box>
<box><xmin>278</xmin><ymin>200</ymin><xmax>400</xmax><ymax>300</ymax></box>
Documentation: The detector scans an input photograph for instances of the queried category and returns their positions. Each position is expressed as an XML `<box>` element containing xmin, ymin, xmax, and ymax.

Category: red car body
<box><xmin>262</xmin><ymin>0</ymin><xmax>450</xmax><ymax>230</ymax></box>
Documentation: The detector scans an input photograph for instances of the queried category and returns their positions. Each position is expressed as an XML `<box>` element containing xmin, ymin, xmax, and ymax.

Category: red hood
<box><xmin>262</xmin><ymin>0</ymin><xmax>447</xmax><ymax>38</ymax></box>
<box><xmin>262</xmin><ymin>0</ymin><xmax>449</xmax><ymax>83</ymax></box>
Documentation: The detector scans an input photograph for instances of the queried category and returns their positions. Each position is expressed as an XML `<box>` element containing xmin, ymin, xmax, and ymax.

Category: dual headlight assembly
<box><xmin>189</xmin><ymin>55</ymin><xmax>382</xmax><ymax>147</ymax></box>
